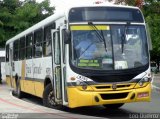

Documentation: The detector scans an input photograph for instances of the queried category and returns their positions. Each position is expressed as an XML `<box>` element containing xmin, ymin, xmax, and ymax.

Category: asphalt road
<box><xmin>20</xmin><ymin>89</ymin><xmax>160</xmax><ymax>119</ymax></box>
<box><xmin>0</xmin><ymin>73</ymin><xmax>160</xmax><ymax>119</ymax></box>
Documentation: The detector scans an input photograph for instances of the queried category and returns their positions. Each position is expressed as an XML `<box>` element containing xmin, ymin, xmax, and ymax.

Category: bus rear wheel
<box><xmin>103</xmin><ymin>103</ymin><xmax>124</xmax><ymax>109</ymax></box>
<box><xmin>16</xmin><ymin>79</ymin><xmax>24</xmax><ymax>98</ymax></box>
<box><xmin>43</xmin><ymin>83</ymin><xmax>57</xmax><ymax>108</ymax></box>
<box><xmin>13</xmin><ymin>78</ymin><xmax>24</xmax><ymax>98</ymax></box>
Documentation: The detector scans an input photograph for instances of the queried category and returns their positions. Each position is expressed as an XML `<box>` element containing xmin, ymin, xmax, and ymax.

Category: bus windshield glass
<box><xmin>71</xmin><ymin>25</ymin><xmax>149</xmax><ymax>70</ymax></box>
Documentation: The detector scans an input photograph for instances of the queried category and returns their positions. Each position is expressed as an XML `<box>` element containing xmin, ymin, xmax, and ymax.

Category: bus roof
<box><xmin>62</xmin><ymin>2</ymin><xmax>139</xmax><ymax>12</ymax></box>
<box><xmin>6</xmin><ymin>3</ymin><xmax>140</xmax><ymax>45</ymax></box>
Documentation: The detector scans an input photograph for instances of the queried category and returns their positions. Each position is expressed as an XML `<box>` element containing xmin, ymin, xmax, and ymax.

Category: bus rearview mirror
<box><xmin>63</xmin><ymin>29</ymin><xmax>71</xmax><ymax>44</ymax></box>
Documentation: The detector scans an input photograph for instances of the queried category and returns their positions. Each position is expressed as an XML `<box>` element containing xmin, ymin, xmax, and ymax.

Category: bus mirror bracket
<box><xmin>63</xmin><ymin>29</ymin><xmax>71</xmax><ymax>44</ymax></box>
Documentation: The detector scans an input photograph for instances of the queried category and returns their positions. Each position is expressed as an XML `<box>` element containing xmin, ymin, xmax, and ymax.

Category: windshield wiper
<box><xmin>121</xmin><ymin>34</ymin><xmax>125</xmax><ymax>54</ymax></box>
<box><xmin>121</xmin><ymin>22</ymin><xmax>130</xmax><ymax>54</ymax></box>
<box><xmin>88</xmin><ymin>22</ymin><xmax>107</xmax><ymax>52</ymax></box>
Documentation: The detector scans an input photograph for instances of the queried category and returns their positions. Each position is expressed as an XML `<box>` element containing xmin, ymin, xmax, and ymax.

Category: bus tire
<box><xmin>12</xmin><ymin>90</ymin><xmax>17</xmax><ymax>96</ymax></box>
<box><xmin>43</xmin><ymin>83</ymin><xmax>56</xmax><ymax>108</ymax></box>
<box><xmin>103</xmin><ymin>103</ymin><xmax>124</xmax><ymax>109</ymax></box>
<box><xmin>16</xmin><ymin>79</ymin><xmax>24</xmax><ymax>99</ymax></box>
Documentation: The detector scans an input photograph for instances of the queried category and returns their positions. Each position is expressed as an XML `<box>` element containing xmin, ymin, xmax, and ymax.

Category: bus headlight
<box><xmin>135</xmin><ymin>77</ymin><xmax>151</xmax><ymax>88</ymax></box>
<box><xmin>73</xmin><ymin>80</ymin><xmax>93</xmax><ymax>91</ymax></box>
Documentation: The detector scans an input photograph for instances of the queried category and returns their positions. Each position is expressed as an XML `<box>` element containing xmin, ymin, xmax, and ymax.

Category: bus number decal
<box><xmin>77</xmin><ymin>75</ymin><xmax>88</xmax><ymax>81</ymax></box>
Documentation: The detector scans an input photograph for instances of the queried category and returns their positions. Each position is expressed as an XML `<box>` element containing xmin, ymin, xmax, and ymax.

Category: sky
<box><xmin>36</xmin><ymin>0</ymin><xmax>113</xmax><ymax>11</ymax></box>
<box><xmin>36</xmin><ymin>0</ymin><xmax>103</xmax><ymax>6</ymax></box>
<box><xmin>36</xmin><ymin>0</ymin><xmax>94</xmax><ymax>6</ymax></box>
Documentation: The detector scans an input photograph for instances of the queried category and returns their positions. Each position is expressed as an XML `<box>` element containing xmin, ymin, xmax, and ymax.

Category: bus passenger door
<box><xmin>9</xmin><ymin>45</ymin><xmax>14</xmax><ymax>88</ymax></box>
<box><xmin>51</xmin><ymin>30</ymin><xmax>62</xmax><ymax>104</ymax></box>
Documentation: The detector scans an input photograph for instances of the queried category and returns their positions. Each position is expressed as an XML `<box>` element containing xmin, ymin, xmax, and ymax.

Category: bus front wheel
<box><xmin>103</xmin><ymin>103</ymin><xmax>124</xmax><ymax>109</ymax></box>
<box><xmin>43</xmin><ymin>83</ymin><xmax>56</xmax><ymax>108</ymax></box>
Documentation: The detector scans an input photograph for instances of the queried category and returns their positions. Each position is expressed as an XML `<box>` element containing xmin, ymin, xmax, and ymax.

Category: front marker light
<box><xmin>77</xmin><ymin>81</ymin><xmax>88</xmax><ymax>90</ymax></box>
<box><xmin>143</xmin><ymin>77</ymin><xmax>150</xmax><ymax>82</ymax></box>
<box><xmin>82</xmin><ymin>85</ymin><xmax>87</xmax><ymax>90</ymax></box>
<box><xmin>139</xmin><ymin>81</ymin><xmax>144</xmax><ymax>86</ymax></box>
<box><xmin>70</xmin><ymin>77</ymin><xmax>76</xmax><ymax>81</ymax></box>
<box><xmin>138</xmin><ymin>77</ymin><xmax>151</xmax><ymax>87</ymax></box>
<box><xmin>75</xmin><ymin>80</ymin><xmax>93</xmax><ymax>91</ymax></box>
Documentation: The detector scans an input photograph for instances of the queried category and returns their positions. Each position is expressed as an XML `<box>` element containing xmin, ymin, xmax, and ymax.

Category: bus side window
<box><xmin>19</xmin><ymin>37</ymin><xmax>26</xmax><ymax>60</ymax></box>
<box><xmin>34</xmin><ymin>29</ymin><xmax>43</xmax><ymax>58</ymax></box>
<box><xmin>26</xmin><ymin>34</ymin><xmax>33</xmax><ymax>59</ymax></box>
<box><xmin>43</xmin><ymin>26</ymin><xmax>52</xmax><ymax>56</ymax></box>
<box><xmin>13</xmin><ymin>40</ymin><xmax>19</xmax><ymax>61</ymax></box>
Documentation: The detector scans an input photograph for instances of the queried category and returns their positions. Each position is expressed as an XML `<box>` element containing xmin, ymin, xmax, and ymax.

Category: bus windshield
<box><xmin>71</xmin><ymin>25</ymin><xmax>149</xmax><ymax>70</ymax></box>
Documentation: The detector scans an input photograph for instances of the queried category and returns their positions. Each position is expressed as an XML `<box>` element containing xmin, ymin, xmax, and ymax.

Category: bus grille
<box><xmin>100</xmin><ymin>92</ymin><xmax>128</xmax><ymax>100</ymax></box>
<box><xmin>94</xmin><ymin>83</ymin><xmax>133</xmax><ymax>91</ymax></box>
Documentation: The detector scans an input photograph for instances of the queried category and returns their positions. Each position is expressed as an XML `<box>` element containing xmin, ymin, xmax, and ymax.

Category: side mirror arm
<box><xmin>63</xmin><ymin>29</ymin><xmax>71</xmax><ymax>44</ymax></box>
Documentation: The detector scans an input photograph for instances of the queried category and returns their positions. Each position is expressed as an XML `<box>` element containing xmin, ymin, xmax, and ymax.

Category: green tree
<box><xmin>143</xmin><ymin>0</ymin><xmax>160</xmax><ymax>67</ymax></box>
<box><xmin>111</xmin><ymin>0</ymin><xmax>144</xmax><ymax>7</ymax></box>
<box><xmin>0</xmin><ymin>0</ymin><xmax>54</xmax><ymax>47</ymax></box>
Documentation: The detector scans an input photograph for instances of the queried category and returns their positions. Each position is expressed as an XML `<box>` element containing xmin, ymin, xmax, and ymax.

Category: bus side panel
<box><xmin>23</xmin><ymin>59</ymin><xmax>35</xmax><ymax>95</ymax></box>
<box><xmin>33</xmin><ymin>57</ymin><xmax>52</xmax><ymax>98</ymax></box>
<box><xmin>34</xmin><ymin>81</ymin><xmax>44</xmax><ymax>98</ymax></box>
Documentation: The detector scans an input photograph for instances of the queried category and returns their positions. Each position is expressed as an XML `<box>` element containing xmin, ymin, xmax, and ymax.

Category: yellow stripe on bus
<box><xmin>70</xmin><ymin>25</ymin><xmax>110</xmax><ymax>30</ymax></box>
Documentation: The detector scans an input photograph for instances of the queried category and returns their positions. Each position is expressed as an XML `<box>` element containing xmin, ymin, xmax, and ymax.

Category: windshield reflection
<box><xmin>71</xmin><ymin>25</ymin><xmax>148</xmax><ymax>70</ymax></box>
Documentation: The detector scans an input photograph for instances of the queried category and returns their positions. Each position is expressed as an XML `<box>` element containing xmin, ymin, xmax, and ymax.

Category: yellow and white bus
<box><xmin>5</xmin><ymin>3</ymin><xmax>152</xmax><ymax>109</ymax></box>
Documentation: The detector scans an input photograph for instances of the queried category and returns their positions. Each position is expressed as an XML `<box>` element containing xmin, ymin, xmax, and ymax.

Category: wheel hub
<box><xmin>48</xmin><ymin>91</ymin><xmax>56</xmax><ymax>105</ymax></box>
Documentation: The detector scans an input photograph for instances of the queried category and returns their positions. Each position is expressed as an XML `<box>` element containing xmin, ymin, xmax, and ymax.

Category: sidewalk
<box><xmin>152</xmin><ymin>72</ymin><xmax>160</xmax><ymax>92</ymax></box>
<box><xmin>0</xmin><ymin>81</ymin><xmax>100</xmax><ymax>119</ymax></box>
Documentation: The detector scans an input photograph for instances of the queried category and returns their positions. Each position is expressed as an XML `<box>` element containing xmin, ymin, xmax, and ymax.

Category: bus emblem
<box><xmin>112</xmin><ymin>84</ymin><xmax>117</xmax><ymax>90</ymax></box>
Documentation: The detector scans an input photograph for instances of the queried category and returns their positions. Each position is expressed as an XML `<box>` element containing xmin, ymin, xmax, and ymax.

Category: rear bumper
<box><xmin>67</xmin><ymin>83</ymin><xmax>151</xmax><ymax>108</ymax></box>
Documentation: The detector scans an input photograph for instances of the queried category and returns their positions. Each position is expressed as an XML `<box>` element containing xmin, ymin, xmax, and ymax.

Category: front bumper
<box><xmin>67</xmin><ymin>83</ymin><xmax>151</xmax><ymax>108</ymax></box>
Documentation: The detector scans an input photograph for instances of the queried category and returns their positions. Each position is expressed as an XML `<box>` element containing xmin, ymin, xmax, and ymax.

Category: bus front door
<box><xmin>51</xmin><ymin>30</ymin><xmax>62</xmax><ymax>104</ymax></box>
<box><xmin>9</xmin><ymin>46</ymin><xmax>14</xmax><ymax>88</ymax></box>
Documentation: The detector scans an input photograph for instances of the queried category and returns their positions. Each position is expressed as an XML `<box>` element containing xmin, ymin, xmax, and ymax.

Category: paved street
<box><xmin>152</xmin><ymin>73</ymin><xmax>160</xmax><ymax>92</ymax></box>
<box><xmin>0</xmin><ymin>73</ymin><xmax>160</xmax><ymax>119</ymax></box>
<box><xmin>0</xmin><ymin>81</ymin><xmax>100</xmax><ymax>119</ymax></box>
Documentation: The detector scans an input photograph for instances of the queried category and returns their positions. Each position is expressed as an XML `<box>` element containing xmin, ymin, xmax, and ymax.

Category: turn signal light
<box><xmin>70</xmin><ymin>77</ymin><xmax>76</xmax><ymax>81</ymax></box>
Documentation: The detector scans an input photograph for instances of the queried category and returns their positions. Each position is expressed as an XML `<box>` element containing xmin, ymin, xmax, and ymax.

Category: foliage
<box><xmin>110</xmin><ymin>0</ymin><xmax>144</xmax><ymax>7</ymax></box>
<box><xmin>0</xmin><ymin>0</ymin><xmax>54</xmax><ymax>47</ymax></box>
<box><xmin>143</xmin><ymin>0</ymin><xmax>160</xmax><ymax>62</ymax></box>
<box><xmin>0</xmin><ymin>0</ymin><xmax>160</xmax><ymax>63</ymax></box>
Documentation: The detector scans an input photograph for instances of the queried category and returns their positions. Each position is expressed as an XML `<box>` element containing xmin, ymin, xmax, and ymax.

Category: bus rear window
<box><xmin>69</xmin><ymin>7</ymin><xmax>144</xmax><ymax>23</ymax></box>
